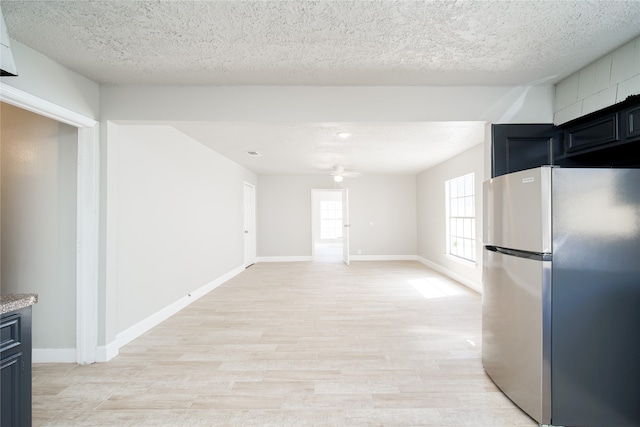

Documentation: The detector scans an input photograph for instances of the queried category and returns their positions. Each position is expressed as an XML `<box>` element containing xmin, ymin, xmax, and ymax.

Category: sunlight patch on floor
<box><xmin>313</xmin><ymin>243</ymin><xmax>342</xmax><ymax>262</ymax></box>
<box><xmin>408</xmin><ymin>277</ymin><xmax>464</xmax><ymax>299</ymax></box>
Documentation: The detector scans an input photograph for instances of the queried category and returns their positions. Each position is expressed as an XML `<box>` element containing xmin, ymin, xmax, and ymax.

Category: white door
<box><xmin>243</xmin><ymin>182</ymin><xmax>256</xmax><ymax>267</ymax></box>
<box><xmin>342</xmin><ymin>189</ymin><xmax>350</xmax><ymax>266</ymax></box>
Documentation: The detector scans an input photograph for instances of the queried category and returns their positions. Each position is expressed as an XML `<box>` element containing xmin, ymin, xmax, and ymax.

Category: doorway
<box><xmin>1</xmin><ymin>102</ymin><xmax>78</xmax><ymax>362</ymax></box>
<box><xmin>243</xmin><ymin>182</ymin><xmax>256</xmax><ymax>268</ymax></box>
<box><xmin>1</xmin><ymin>86</ymin><xmax>99</xmax><ymax>364</ymax></box>
<box><xmin>311</xmin><ymin>189</ymin><xmax>349</xmax><ymax>264</ymax></box>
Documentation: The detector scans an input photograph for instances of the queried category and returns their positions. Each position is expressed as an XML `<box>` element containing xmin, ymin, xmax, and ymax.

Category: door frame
<box><xmin>243</xmin><ymin>181</ymin><xmax>256</xmax><ymax>267</ymax></box>
<box><xmin>0</xmin><ymin>84</ymin><xmax>99</xmax><ymax>364</ymax></box>
<box><xmin>341</xmin><ymin>188</ymin><xmax>350</xmax><ymax>266</ymax></box>
<box><xmin>310</xmin><ymin>188</ymin><xmax>348</xmax><ymax>263</ymax></box>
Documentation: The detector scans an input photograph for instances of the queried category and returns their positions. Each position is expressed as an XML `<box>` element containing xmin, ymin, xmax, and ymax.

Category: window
<box><xmin>445</xmin><ymin>173</ymin><xmax>476</xmax><ymax>263</ymax></box>
<box><xmin>320</xmin><ymin>200</ymin><xmax>342</xmax><ymax>239</ymax></box>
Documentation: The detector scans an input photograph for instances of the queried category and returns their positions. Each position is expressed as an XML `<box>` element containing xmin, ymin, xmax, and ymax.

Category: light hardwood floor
<box><xmin>33</xmin><ymin>261</ymin><xmax>537</xmax><ymax>426</ymax></box>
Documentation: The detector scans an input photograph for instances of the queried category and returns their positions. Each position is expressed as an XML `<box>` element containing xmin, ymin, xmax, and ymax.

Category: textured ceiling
<box><xmin>3</xmin><ymin>1</ymin><xmax>640</xmax><ymax>176</ymax></box>
<box><xmin>3</xmin><ymin>1</ymin><xmax>640</xmax><ymax>86</ymax></box>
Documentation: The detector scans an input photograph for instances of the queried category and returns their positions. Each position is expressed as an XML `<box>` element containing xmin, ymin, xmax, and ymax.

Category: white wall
<box><xmin>258</xmin><ymin>175</ymin><xmax>333</xmax><ymax>258</ymax></box>
<box><xmin>0</xmin><ymin>39</ymin><xmax>99</xmax><ymax>119</ymax></box>
<box><xmin>110</xmin><ymin>124</ymin><xmax>257</xmax><ymax>336</ymax></box>
<box><xmin>258</xmin><ymin>175</ymin><xmax>416</xmax><ymax>259</ymax></box>
<box><xmin>101</xmin><ymin>85</ymin><xmax>554</xmax><ymax>124</ymax></box>
<box><xmin>555</xmin><ymin>35</ymin><xmax>640</xmax><ymax>124</ymax></box>
<box><xmin>417</xmin><ymin>143</ymin><xmax>484</xmax><ymax>292</ymax></box>
<box><xmin>348</xmin><ymin>175</ymin><xmax>417</xmax><ymax>258</ymax></box>
<box><xmin>0</xmin><ymin>102</ymin><xmax>77</xmax><ymax>349</ymax></box>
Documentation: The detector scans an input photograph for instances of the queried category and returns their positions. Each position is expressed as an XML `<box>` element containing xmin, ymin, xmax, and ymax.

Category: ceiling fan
<box><xmin>329</xmin><ymin>166</ymin><xmax>361</xmax><ymax>182</ymax></box>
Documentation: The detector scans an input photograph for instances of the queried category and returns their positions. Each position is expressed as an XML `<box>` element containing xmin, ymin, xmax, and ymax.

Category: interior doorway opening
<box><xmin>1</xmin><ymin>102</ymin><xmax>78</xmax><ymax>359</ymax></box>
<box><xmin>311</xmin><ymin>189</ymin><xmax>345</xmax><ymax>263</ymax></box>
<box><xmin>1</xmin><ymin>85</ymin><xmax>99</xmax><ymax>364</ymax></box>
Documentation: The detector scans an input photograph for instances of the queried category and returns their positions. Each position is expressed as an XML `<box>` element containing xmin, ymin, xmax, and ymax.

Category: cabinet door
<box><xmin>491</xmin><ymin>124</ymin><xmax>562</xmax><ymax>178</ymax></box>
<box><xmin>1</xmin><ymin>352</ymin><xmax>24</xmax><ymax>427</ymax></box>
<box><xmin>1</xmin><ymin>307</ymin><xmax>32</xmax><ymax>427</ymax></box>
<box><xmin>564</xmin><ymin>113</ymin><xmax>619</xmax><ymax>154</ymax></box>
<box><xmin>624</xmin><ymin>104</ymin><xmax>640</xmax><ymax>142</ymax></box>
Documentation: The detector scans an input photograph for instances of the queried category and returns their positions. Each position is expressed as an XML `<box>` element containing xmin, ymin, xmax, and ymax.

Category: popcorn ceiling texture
<box><xmin>3</xmin><ymin>1</ymin><xmax>640</xmax><ymax>85</ymax></box>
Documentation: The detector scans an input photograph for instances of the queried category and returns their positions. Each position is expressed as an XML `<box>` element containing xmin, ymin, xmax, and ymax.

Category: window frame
<box><xmin>319</xmin><ymin>200</ymin><xmax>343</xmax><ymax>240</ymax></box>
<box><xmin>445</xmin><ymin>172</ymin><xmax>477</xmax><ymax>264</ymax></box>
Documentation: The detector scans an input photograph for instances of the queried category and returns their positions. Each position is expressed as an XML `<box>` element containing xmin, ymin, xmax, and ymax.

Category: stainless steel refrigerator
<box><xmin>482</xmin><ymin>166</ymin><xmax>640</xmax><ymax>427</ymax></box>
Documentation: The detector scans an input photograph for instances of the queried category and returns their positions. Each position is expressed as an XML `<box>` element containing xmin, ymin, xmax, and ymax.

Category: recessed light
<box><xmin>336</xmin><ymin>132</ymin><xmax>351</xmax><ymax>139</ymax></box>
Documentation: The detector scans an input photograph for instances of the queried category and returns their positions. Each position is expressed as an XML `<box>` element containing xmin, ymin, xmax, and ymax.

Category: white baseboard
<box><xmin>417</xmin><ymin>256</ymin><xmax>482</xmax><ymax>294</ymax></box>
<box><xmin>32</xmin><ymin>348</ymin><xmax>76</xmax><ymax>363</ymax></box>
<box><xmin>257</xmin><ymin>255</ymin><xmax>418</xmax><ymax>262</ymax></box>
<box><xmin>350</xmin><ymin>255</ymin><xmax>418</xmax><ymax>261</ymax></box>
<box><xmin>95</xmin><ymin>342</ymin><xmax>119</xmax><ymax>363</ymax></box>
<box><xmin>257</xmin><ymin>256</ymin><xmax>313</xmax><ymax>262</ymax></box>
<box><xmin>99</xmin><ymin>265</ymin><xmax>245</xmax><ymax>362</ymax></box>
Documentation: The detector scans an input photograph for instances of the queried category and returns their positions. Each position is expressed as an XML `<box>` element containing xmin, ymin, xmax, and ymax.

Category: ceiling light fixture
<box><xmin>334</xmin><ymin>175</ymin><xmax>344</xmax><ymax>182</ymax></box>
<box><xmin>336</xmin><ymin>132</ymin><xmax>351</xmax><ymax>139</ymax></box>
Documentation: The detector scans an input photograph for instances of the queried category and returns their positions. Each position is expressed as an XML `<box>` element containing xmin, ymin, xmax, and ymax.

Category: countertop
<box><xmin>0</xmin><ymin>293</ymin><xmax>38</xmax><ymax>315</ymax></box>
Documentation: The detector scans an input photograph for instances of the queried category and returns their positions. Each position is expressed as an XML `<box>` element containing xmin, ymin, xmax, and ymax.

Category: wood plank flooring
<box><xmin>33</xmin><ymin>261</ymin><xmax>537</xmax><ymax>426</ymax></box>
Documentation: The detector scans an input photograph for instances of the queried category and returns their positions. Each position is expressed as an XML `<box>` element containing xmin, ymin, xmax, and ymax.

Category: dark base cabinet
<box><xmin>1</xmin><ymin>307</ymin><xmax>33</xmax><ymax>427</ymax></box>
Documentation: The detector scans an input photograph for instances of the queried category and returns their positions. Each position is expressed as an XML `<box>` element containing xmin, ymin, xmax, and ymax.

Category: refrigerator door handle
<box><xmin>485</xmin><ymin>245</ymin><xmax>551</xmax><ymax>262</ymax></box>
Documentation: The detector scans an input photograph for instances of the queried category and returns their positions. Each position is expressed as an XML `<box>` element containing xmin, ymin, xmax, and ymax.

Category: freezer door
<box><xmin>483</xmin><ymin>167</ymin><xmax>552</xmax><ymax>253</ymax></box>
<box><xmin>482</xmin><ymin>248</ymin><xmax>552</xmax><ymax>424</ymax></box>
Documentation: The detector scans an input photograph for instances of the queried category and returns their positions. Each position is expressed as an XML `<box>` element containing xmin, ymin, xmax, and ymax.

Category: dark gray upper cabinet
<box><xmin>564</xmin><ymin>113</ymin><xmax>619</xmax><ymax>154</ymax></box>
<box><xmin>560</xmin><ymin>94</ymin><xmax>640</xmax><ymax>166</ymax></box>
<box><xmin>491</xmin><ymin>124</ymin><xmax>563</xmax><ymax>178</ymax></box>
<box><xmin>491</xmin><ymin>95</ymin><xmax>640</xmax><ymax>177</ymax></box>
